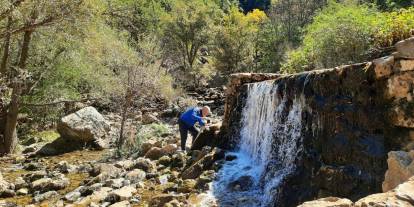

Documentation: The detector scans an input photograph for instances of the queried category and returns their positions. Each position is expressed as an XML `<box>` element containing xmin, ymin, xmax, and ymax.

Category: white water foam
<box><xmin>199</xmin><ymin>80</ymin><xmax>305</xmax><ymax>207</ymax></box>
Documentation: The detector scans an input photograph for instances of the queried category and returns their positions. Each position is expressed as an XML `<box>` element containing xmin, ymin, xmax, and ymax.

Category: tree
<box><xmin>161</xmin><ymin>0</ymin><xmax>220</xmax><ymax>86</ymax></box>
<box><xmin>269</xmin><ymin>0</ymin><xmax>327</xmax><ymax>45</ymax></box>
<box><xmin>0</xmin><ymin>0</ymin><xmax>89</xmax><ymax>154</ymax></box>
<box><xmin>212</xmin><ymin>7</ymin><xmax>267</xmax><ymax>74</ymax></box>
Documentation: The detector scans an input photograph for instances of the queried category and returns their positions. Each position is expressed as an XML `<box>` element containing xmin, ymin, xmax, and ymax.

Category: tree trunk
<box><xmin>0</xmin><ymin>29</ymin><xmax>33</xmax><ymax>154</ymax></box>
<box><xmin>0</xmin><ymin>16</ymin><xmax>12</xmax><ymax>75</ymax></box>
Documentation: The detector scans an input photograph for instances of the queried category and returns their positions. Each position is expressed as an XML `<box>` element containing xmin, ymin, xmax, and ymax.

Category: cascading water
<box><xmin>200</xmin><ymin>80</ymin><xmax>305</xmax><ymax>207</ymax></box>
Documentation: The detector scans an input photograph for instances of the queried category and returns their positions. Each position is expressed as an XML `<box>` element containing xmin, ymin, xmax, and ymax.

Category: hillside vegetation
<box><xmin>0</xmin><ymin>0</ymin><xmax>413</xmax><ymax>154</ymax></box>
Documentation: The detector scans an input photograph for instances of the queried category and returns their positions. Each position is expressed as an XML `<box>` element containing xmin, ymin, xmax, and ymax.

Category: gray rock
<box><xmin>105</xmin><ymin>186</ymin><xmax>137</xmax><ymax>203</ymax></box>
<box><xmin>65</xmin><ymin>190</ymin><xmax>81</xmax><ymax>202</ymax></box>
<box><xmin>105</xmin><ymin>178</ymin><xmax>125</xmax><ymax>189</ymax></box>
<box><xmin>125</xmin><ymin>169</ymin><xmax>146</xmax><ymax>183</ymax></box>
<box><xmin>24</xmin><ymin>171</ymin><xmax>47</xmax><ymax>182</ymax></box>
<box><xmin>57</xmin><ymin>106</ymin><xmax>111</xmax><ymax>149</ymax></box>
<box><xmin>14</xmin><ymin>177</ymin><xmax>27</xmax><ymax>190</ymax></box>
<box><xmin>133</xmin><ymin>158</ymin><xmax>155</xmax><ymax>173</ymax></box>
<box><xmin>16</xmin><ymin>188</ymin><xmax>29</xmax><ymax>195</ymax></box>
<box><xmin>115</xmin><ymin>160</ymin><xmax>135</xmax><ymax>170</ymax></box>
<box><xmin>56</xmin><ymin>161</ymin><xmax>75</xmax><ymax>173</ymax></box>
<box><xmin>0</xmin><ymin>172</ymin><xmax>15</xmax><ymax>198</ymax></box>
<box><xmin>396</xmin><ymin>37</ymin><xmax>414</xmax><ymax>59</ymax></box>
<box><xmin>31</xmin><ymin>177</ymin><xmax>69</xmax><ymax>193</ymax></box>
<box><xmin>90</xmin><ymin>163</ymin><xmax>122</xmax><ymax>177</ymax></box>
<box><xmin>33</xmin><ymin>191</ymin><xmax>59</xmax><ymax>203</ymax></box>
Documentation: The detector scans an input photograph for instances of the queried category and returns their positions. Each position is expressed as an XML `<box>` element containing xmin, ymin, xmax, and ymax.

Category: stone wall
<box><xmin>220</xmin><ymin>37</ymin><xmax>414</xmax><ymax>206</ymax></box>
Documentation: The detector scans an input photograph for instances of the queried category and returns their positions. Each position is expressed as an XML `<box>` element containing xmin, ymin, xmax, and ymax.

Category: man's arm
<box><xmin>191</xmin><ymin>111</ymin><xmax>206</xmax><ymax>126</ymax></box>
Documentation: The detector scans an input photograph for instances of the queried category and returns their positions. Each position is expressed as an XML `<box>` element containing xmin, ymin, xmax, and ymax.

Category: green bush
<box><xmin>373</xmin><ymin>7</ymin><xmax>414</xmax><ymax>47</ymax></box>
<box><xmin>282</xmin><ymin>1</ymin><xmax>414</xmax><ymax>73</ymax></box>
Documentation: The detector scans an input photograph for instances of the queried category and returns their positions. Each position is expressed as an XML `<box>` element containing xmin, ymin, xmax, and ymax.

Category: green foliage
<box><xmin>162</xmin><ymin>0</ymin><xmax>220</xmax><ymax>71</ymax></box>
<box><xmin>212</xmin><ymin>7</ymin><xmax>267</xmax><ymax>74</ymax></box>
<box><xmin>282</xmin><ymin>1</ymin><xmax>414</xmax><ymax>73</ymax></box>
<box><xmin>373</xmin><ymin>7</ymin><xmax>414</xmax><ymax>47</ymax></box>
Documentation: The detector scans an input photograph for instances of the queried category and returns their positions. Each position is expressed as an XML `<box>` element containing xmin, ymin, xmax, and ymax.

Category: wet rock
<box><xmin>142</xmin><ymin>113</ymin><xmax>159</xmax><ymax>125</ymax></box>
<box><xmin>298</xmin><ymin>197</ymin><xmax>353</xmax><ymax>207</ymax></box>
<box><xmin>178</xmin><ymin>179</ymin><xmax>196</xmax><ymax>193</ymax></box>
<box><xmin>196</xmin><ymin>170</ymin><xmax>215</xmax><ymax>190</ymax></box>
<box><xmin>383</xmin><ymin>151</ymin><xmax>414</xmax><ymax>192</ymax></box>
<box><xmin>181</xmin><ymin>148</ymin><xmax>224</xmax><ymax>179</ymax></box>
<box><xmin>105</xmin><ymin>186</ymin><xmax>137</xmax><ymax>203</ymax></box>
<box><xmin>31</xmin><ymin>177</ymin><xmax>70</xmax><ymax>193</ymax></box>
<box><xmin>150</xmin><ymin>194</ymin><xmax>186</xmax><ymax>207</ymax></box>
<box><xmin>158</xmin><ymin>156</ymin><xmax>172</xmax><ymax>166</ymax></box>
<box><xmin>125</xmin><ymin>169</ymin><xmax>146</xmax><ymax>183</ymax></box>
<box><xmin>228</xmin><ymin>176</ymin><xmax>254</xmax><ymax>191</ymax></box>
<box><xmin>225</xmin><ymin>154</ymin><xmax>237</xmax><ymax>161</ymax></box>
<box><xmin>57</xmin><ymin>106</ymin><xmax>111</xmax><ymax>149</ymax></box>
<box><xmin>395</xmin><ymin>37</ymin><xmax>414</xmax><ymax>59</ymax></box>
<box><xmin>33</xmin><ymin>191</ymin><xmax>59</xmax><ymax>203</ymax></box>
<box><xmin>191</xmin><ymin>122</ymin><xmax>222</xmax><ymax>150</ymax></box>
<box><xmin>145</xmin><ymin>147</ymin><xmax>166</xmax><ymax>160</ymax></box>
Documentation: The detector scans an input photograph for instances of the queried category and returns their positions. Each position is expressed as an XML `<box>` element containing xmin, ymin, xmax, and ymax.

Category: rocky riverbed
<box><xmin>0</xmin><ymin>136</ymin><xmax>227</xmax><ymax>207</ymax></box>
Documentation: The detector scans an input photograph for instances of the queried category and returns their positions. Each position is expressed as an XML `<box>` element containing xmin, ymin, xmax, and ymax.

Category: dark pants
<box><xmin>178</xmin><ymin>119</ymin><xmax>199</xmax><ymax>150</ymax></box>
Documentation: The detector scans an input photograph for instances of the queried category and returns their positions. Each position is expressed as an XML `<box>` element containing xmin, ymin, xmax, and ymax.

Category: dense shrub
<box><xmin>281</xmin><ymin>1</ymin><xmax>414</xmax><ymax>73</ymax></box>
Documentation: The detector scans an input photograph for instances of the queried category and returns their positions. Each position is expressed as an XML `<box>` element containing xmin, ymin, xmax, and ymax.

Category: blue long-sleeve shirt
<box><xmin>179</xmin><ymin>107</ymin><xmax>205</xmax><ymax>128</ymax></box>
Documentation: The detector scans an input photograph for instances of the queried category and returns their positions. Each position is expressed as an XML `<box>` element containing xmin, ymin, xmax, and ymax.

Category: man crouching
<box><xmin>178</xmin><ymin>106</ymin><xmax>210</xmax><ymax>151</ymax></box>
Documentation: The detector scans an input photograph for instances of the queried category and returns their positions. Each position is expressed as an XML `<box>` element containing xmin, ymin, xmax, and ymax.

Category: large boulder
<box><xmin>191</xmin><ymin>122</ymin><xmax>222</xmax><ymax>150</ymax></box>
<box><xmin>57</xmin><ymin>106</ymin><xmax>111</xmax><ymax>149</ymax></box>
<box><xmin>355</xmin><ymin>176</ymin><xmax>414</xmax><ymax>207</ymax></box>
<box><xmin>383</xmin><ymin>151</ymin><xmax>414</xmax><ymax>192</ymax></box>
<box><xmin>181</xmin><ymin>148</ymin><xmax>225</xmax><ymax>179</ymax></box>
<box><xmin>395</xmin><ymin>37</ymin><xmax>414</xmax><ymax>59</ymax></box>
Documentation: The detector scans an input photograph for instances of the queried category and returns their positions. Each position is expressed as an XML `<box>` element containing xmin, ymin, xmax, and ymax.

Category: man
<box><xmin>178</xmin><ymin>106</ymin><xmax>210</xmax><ymax>151</ymax></box>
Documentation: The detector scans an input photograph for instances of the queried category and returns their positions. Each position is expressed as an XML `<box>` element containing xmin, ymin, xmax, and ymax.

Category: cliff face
<box><xmin>220</xmin><ymin>37</ymin><xmax>414</xmax><ymax>206</ymax></box>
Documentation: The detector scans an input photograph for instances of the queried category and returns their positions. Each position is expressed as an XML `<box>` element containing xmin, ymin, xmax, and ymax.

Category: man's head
<box><xmin>201</xmin><ymin>106</ymin><xmax>211</xmax><ymax>117</ymax></box>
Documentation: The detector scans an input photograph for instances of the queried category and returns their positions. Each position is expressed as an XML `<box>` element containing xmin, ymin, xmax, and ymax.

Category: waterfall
<box><xmin>201</xmin><ymin>80</ymin><xmax>305</xmax><ymax>207</ymax></box>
